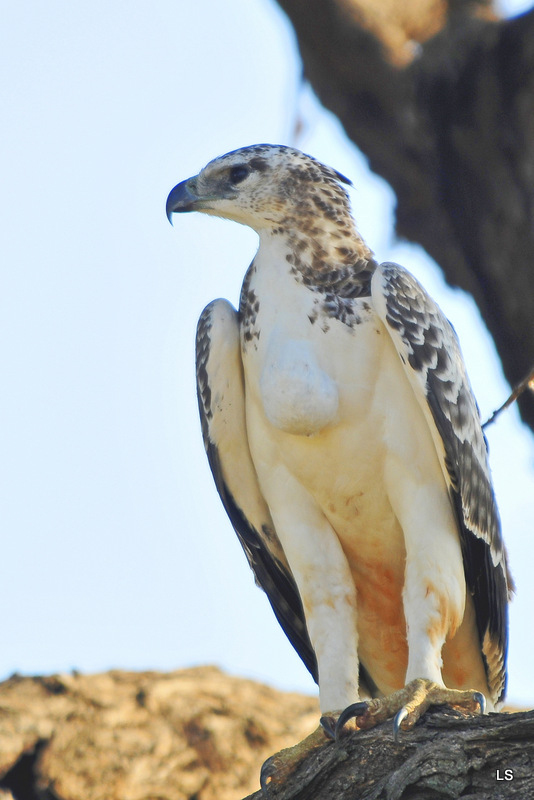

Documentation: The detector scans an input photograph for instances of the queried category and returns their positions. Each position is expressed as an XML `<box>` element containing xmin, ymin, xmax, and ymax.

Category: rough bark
<box><xmin>274</xmin><ymin>0</ymin><xmax>534</xmax><ymax>430</ymax></box>
<box><xmin>0</xmin><ymin>667</ymin><xmax>531</xmax><ymax>800</ymax></box>
<box><xmin>0</xmin><ymin>667</ymin><xmax>318</xmax><ymax>800</ymax></box>
<box><xmin>245</xmin><ymin>705</ymin><xmax>534</xmax><ymax>800</ymax></box>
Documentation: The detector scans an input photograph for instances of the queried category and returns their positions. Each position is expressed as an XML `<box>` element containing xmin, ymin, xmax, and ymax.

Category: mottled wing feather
<box><xmin>195</xmin><ymin>299</ymin><xmax>318</xmax><ymax>681</ymax></box>
<box><xmin>371</xmin><ymin>262</ymin><xmax>512</xmax><ymax>705</ymax></box>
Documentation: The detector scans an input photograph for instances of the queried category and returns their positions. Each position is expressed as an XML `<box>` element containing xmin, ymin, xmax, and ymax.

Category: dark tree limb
<box><xmin>483</xmin><ymin>363</ymin><xmax>534</xmax><ymax>427</ymax></box>
<box><xmin>273</xmin><ymin>0</ymin><xmax>534</xmax><ymax>431</ymax></box>
<box><xmin>243</xmin><ymin>707</ymin><xmax>534</xmax><ymax>799</ymax></box>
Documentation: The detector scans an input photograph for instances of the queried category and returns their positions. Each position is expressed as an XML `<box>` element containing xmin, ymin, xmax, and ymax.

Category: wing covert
<box><xmin>195</xmin><ymin>299</ymin><xmax>318</xmax><ymax>681</ymax></box>
<box><xmin>371</xmin><ymin>262</ymin><xmax>513</xmax><ymax>705</ymax></box>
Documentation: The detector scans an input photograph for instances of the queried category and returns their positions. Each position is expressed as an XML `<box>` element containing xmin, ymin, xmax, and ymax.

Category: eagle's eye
<box><xmin>229</xmin><ymin>165</ymin><xmax>250</xmax><ymax>185</ymax></box>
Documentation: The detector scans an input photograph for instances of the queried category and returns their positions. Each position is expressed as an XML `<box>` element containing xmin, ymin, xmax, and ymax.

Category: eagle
<box><xmin>166</xmin><ymin>144</ymin><xmax>512</xmax><ymax>741</ymax></box>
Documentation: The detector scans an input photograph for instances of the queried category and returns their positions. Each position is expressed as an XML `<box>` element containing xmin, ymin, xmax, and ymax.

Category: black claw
<box><xmin>473</xmin><ymin>691</ymin><xmax>486</xmax><ymax>714</ymax></box>
<box><xmin>393</xmin><ymin>706</ymin><xmax>409</xmax><ymax>741</ymax></box>
<box><xmin>319</xmin><ymin>714</ymin><xmax>337</xmax><ymax>740</ymax></box>
<box><xmin>260</xmin><ymin>755</ymin><xmax>276</xmax><ymax>797</ymax></box>
<box><xmin>334</xmin><ymin>701</ymin><xmax>369</xmax><ymax>739</ymax></box>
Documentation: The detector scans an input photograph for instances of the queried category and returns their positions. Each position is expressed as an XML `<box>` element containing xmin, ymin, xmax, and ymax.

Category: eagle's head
<box><xmin>166</xmin><ymin>144</ymin><xmax>354</xmax><ymax>233</ymax></box>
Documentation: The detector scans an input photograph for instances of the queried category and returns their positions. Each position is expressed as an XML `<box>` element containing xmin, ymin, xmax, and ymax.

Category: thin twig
<box><xmin>482</xmin><ymin>365</ymin><xmax>534</xmax><ymax>429</ymax></box>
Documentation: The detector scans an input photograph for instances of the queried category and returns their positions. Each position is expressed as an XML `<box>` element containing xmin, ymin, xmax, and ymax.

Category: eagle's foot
<box><xmin>334</xmin><ymin>679</ymin><xmax>486</xmax><ymax>741</ymax></box>
<box><xmin>319</xmin><ymin>702</ymin><xmax>368</xmax><ymax>739</ymax></box>
<box><xmin>260</xmin><ymin>725</ymin><xmax>328</xmax><ymax>797</ymax></box>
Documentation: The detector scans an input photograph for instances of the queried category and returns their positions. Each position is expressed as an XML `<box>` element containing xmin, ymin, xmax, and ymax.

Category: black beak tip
<box><xmin>166</xmin><ymin>179</ymin><xmax>197</xmax><ymax>224</ymax></box>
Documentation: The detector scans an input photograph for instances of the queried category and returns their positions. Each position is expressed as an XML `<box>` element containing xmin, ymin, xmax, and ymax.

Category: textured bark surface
<box><xmin>0</xmin><ymin>667</ymin><xmax>318</xmax><ymax>800</ymax></box>
<box><xmin>274</xmin><ymin>0</ymin><xmax>534</xmax><ymax>430</ymax></box>
<box><xmin>245</xmin><ymin>705</ymin><xmax>534</xmax><ymax>800</ymax></box>
<box><xmin>0</xmin><ymin>667</ymin><xmax>531</xmax><ymax>800</ymax></box>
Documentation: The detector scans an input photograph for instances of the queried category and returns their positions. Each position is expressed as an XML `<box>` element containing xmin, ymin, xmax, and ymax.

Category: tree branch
<box><xmin>274</xmin><ymin>0</ymin><xmax>534</xmax><ymax>432</ymax></box>
<box><xmin>483</xmin><ymin>364</ymin><xmax>534</xmax><ymax>428</ymax></box>
<box><xmin>243</xmin><ymin>707</ymin><xmax>534</xmax><ymax>799</ymax></box>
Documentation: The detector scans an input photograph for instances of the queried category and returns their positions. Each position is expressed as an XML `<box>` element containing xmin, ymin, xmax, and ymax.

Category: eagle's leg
<box><xmin>261</xmin><ymin>470</ymin><xmax>362</xmax><ymax>713</ymax></box>
<box><xmin>257</xmin><ymin>471</ymin><xmax>362</xmax><ymax>794</ymax></box>
<box><xmin>333</xmin><ymin>679</ymin><xmax>485</xmax><ymax>740</ymax></box>
<box><xmin>329</xmin><ymin>466</ymin><xmax>487</xmax><ymax>738</ymax></box>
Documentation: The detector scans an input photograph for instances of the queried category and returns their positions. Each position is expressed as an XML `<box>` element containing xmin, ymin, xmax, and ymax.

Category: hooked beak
<box><xmin>166</xmin><ymin>179</ymin><xmax>198</xmax><ymax>223</ymax></box>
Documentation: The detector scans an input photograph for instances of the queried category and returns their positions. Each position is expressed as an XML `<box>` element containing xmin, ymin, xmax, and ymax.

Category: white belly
<box><xmin>238</xmin><ymin>249</ymin><xmax>476</xmax><ymax>705</ymax></box>
<box><xmin>260</xmin><ymin>336</ymin><xmax>339</xmax><ymax>435</ymax></box>
<box><xmin>242</xmin><ymin>291</ymin><xmax>458</xmax><ymax>695</ymax></box>
<box><xmin>243</xmin><ymin>291</ymin><xmax>410</xmax><ymax>565</ymax></box>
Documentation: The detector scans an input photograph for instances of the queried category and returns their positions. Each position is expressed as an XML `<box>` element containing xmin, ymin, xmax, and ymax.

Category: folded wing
<box><xmin>195</xmin><ymin>298</ymin><xmax>318</xmax><ymax>681</ymax></box>
<box><xmin>371</xmin><ymin>262</ymin><xmax>512</xmax><ymax>705</ymax></box>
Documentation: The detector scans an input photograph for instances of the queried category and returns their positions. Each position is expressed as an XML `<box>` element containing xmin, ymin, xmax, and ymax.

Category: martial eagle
<box><xmin>166</xmin><ymin>144</ymin><xmax>512</xmax><ymax>738</ymax></box>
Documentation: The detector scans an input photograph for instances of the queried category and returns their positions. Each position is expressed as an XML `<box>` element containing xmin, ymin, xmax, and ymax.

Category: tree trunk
<box><xmin>244</xmin><ymin>705</ymin><xmax>534</xmax><ymax>800</ymax></box>
<box><xmin>274</xmin><ymin>0</ymin><xmax>534</xmax><ymax>431</ymax></box>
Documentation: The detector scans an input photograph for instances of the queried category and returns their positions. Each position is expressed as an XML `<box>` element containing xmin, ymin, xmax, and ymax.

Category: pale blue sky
<box><xmin>2</xmin><ymin>0</ymin><xmax>533</xmax><ymax>706</ymax></box>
